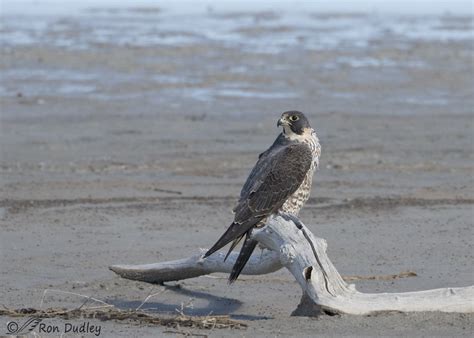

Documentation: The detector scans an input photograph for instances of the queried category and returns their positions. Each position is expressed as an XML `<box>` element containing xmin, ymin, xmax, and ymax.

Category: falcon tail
<box><xmin>228</xmin><ymin>232</ymin><xmax>258</xmax><ymax>284</ymax></box>
<box><xmin>224</xmin><ymin>235</ymin><xmax>244</xmax><ymax>261</ymax></box>
<box><xmin>203</xmin><ymin>220</ymin><xmax>258</xmax><ymax>259</ymax></box>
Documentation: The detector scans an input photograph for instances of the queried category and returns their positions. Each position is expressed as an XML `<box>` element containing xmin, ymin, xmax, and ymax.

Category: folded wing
<box><xmin>203</xmin><ymin>142</ymin><xmax>313</xmax><ymax>263</ymax></box>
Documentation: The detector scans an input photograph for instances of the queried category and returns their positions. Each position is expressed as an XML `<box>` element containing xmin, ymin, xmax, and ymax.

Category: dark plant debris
<box><xmin>0</xmin><ymin>307</ymin><xmax>247</xmax><ymax>330</ymax></box>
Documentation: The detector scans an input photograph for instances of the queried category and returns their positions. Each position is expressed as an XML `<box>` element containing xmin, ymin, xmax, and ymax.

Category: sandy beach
<box><xmin>1</xmin><ymin>2</ymin><xmax>473</xmax><ymax>336</ymax></box>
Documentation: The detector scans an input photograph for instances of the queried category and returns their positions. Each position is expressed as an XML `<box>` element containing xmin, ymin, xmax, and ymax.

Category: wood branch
<box><xmin>110</xmin><ymin>214</ymin><xmax>474</xmax><ymax>315</ymax></box>
<box><xmin>110</xmin><ymin>248</ymin><xmax>282</xmax><ymax>284</ymax></box>
<box><xmin>251</xmin><ymin>215</ymin><xmax>474</xmax><ymax>315</ymax></box>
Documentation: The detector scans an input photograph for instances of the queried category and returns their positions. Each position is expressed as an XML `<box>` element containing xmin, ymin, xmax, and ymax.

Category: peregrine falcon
<box><xmin>203</xmin><ymin>111</ymin><xmax>321</xmax><ymax>283</ymax></box>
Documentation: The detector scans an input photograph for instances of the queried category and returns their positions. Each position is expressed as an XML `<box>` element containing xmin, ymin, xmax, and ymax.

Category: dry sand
<box><xmin>1</xmin><ymin>6</ymin><xmax>473</xmax><ymax>337</ymax></box>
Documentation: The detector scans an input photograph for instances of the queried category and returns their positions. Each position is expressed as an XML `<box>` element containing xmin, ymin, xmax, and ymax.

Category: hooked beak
<box><xmin>277</xmin><ymin>118</ymin><xmax>286</xmax><ymax>127</ymax></box>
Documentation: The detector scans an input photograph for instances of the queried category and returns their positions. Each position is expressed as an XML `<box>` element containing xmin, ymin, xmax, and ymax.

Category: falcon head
<box><xmin>277</xmin><ymin>111</ymin><xmax>311</xmax><ymax>136</ymax></box>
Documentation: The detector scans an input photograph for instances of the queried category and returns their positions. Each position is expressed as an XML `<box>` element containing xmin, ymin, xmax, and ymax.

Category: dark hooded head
<box><xmin>277</xmin><ymin>111</ymin><xmax>311</xmax><ymax>136</ymax></box>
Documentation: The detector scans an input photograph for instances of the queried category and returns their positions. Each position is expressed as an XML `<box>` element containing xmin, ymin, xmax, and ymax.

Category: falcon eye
<box><xmin>290</xmin><ymin>115</ymin><xmax>299</xmax><ymax>122</ymax></box>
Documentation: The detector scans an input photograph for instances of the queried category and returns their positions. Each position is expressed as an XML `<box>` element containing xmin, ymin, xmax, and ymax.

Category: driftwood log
<box><xmin>110</xmin><ymin>214</ymin><xmax>474</xmax><ymax>316</ymax></box>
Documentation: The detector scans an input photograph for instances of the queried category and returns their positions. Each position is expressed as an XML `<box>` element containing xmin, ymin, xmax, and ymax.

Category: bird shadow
<box><xmin>107</xmin><ymin>284</ymin><xmax>271</xmax><ymax>320</ymax></box>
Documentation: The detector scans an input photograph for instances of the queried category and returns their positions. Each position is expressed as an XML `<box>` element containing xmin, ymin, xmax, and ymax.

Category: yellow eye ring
<box><xmin>290</xmin><ymin>115</ymin><xmax>299</xmax><ymax>122</ymax></box>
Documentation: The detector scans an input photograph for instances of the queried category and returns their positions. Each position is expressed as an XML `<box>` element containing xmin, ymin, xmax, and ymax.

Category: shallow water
<box><xmin>0</xmin><ymin>1</ymin><xmax>473</xmax><ymax>112</ymax></box>
<box><xmin>2</xmin><ymin>2</ymin><xmax>472</xmax><ymax>50</ymax></box>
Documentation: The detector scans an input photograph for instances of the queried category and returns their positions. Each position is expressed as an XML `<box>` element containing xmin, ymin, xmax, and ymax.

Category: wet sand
<box><xmin>1</xmin><ymin>5</ymin><xmax>473</xmax><ymax>337</ymax></box>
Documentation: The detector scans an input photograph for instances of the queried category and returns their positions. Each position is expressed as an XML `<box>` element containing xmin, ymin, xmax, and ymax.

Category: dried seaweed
<box><xmin>344</xmin><ymin>270</ymin><xmax>417</xmax><ymax>282</ymax></box>
<box><xmin>0</xmin><ymin>307</ymin><xmax>247</xmax><ymax>330</ymax></box>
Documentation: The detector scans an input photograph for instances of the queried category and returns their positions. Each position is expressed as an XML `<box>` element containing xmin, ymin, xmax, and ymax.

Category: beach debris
<box><xmin>0</xmin><ymin>307</ymin><xmax>246</xmax><ymax>330</ymax></box>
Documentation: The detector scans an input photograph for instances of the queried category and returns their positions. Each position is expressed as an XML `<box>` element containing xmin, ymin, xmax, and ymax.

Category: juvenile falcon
<box><xmin>203</xmin><ymin>111</ymin><xmax>321</xmax><ymax>283</ymax></box>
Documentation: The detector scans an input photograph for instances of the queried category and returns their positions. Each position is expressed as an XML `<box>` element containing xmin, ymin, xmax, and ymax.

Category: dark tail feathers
<box><xmin>224</xmin><ymin>235</ymin><xmax>244</xmax><ymax>261</ymax></box>
<box><xmin>228</xmin><ymin>231</ymin><xmax>258</xmax><ymax>284</ymax></box>
<box><xmin>203</xmin><ymin>220</ymin><xmax>257</xmax><ymax>259</ymax></box>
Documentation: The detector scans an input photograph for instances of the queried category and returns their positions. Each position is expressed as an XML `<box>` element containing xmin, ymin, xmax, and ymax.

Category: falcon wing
<box><xmin>238</xmin><ymin>133</ymin><xmax>288</xmax><ymax>205</ymax></box>
<box><xmin>204</xmin><ymin>142</ymin><xmax>312</xmax><ymax>259</ymax></box>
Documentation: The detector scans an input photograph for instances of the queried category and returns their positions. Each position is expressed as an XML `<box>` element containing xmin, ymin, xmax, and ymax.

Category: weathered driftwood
<box><xmin>109</xmin><ymin>249</ymin><xmax>282</xmax><ymax>284</ymax></box>
<box><xmin>110</xmin><ymin>215</ymin><xmax>474</xmax><ymax>316</ymax></box>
